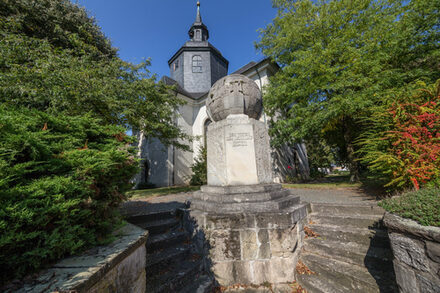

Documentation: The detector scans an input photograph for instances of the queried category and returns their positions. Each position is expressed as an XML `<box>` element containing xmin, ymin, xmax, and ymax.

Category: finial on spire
<box><xmin>196</xmin><ymin>1</ymin><xmax>202</xmax><ymax>23</ymax></box>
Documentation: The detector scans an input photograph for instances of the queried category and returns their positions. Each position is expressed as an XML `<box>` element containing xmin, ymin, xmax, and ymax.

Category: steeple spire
<box><xmin>188</xmin><ymin>1</ymin><xmax>209</xmax><ymax>41</ymax></box>
<box><xmin>196</xmin><ymin>1</ymin><xmax>202</xmax><ymax>23</ymax></box>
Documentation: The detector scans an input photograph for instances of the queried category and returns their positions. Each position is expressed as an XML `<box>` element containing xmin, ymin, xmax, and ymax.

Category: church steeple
<box><xmin>188</xmin><ymin>1</ymin><xmax>209</xmax><ymax>42</ymax></box>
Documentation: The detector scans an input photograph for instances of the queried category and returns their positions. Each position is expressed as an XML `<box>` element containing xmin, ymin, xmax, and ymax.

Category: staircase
<box><xmin>125</xmin><ymin>203</ymin><xmax>214</xmax><ymax>293</ymax></box>
<box><xmin>297</xmin><ymin>203</ymin><xmax>398</xmax><ymax>293</ymax></box>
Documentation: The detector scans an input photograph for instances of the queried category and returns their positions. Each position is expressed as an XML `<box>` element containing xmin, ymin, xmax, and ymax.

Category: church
<box><xmin>134</xmin><ymin>2</ymin><xmax>309</xmax><ymax>187</ymax></box>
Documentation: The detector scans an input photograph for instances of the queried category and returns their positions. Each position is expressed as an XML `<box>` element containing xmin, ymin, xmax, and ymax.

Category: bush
<box><xmin>190</xmin><ymin>146</ymin><xmax>207</xmax><ymax>186</ymax></box>
<box><xmin>359</xmin><ymin>81</ymin><xmax>440</xmax><ymax>190</ymax></box>
<box><xmin>0</xmin><ymin>106</ymin><xmax>138</xmax><ymax>284</ymax></box>
<box><xmin>380</xmin><ymin>188</ymin><xmax>440</xmax><ymax>227</ymax></box>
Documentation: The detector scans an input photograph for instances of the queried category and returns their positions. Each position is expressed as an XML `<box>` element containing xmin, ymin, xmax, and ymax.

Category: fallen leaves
<box><xmin>304</xmin><ymin>226</ymin><xmax>319</xmax><ymax>238</ymax></box>
<box><xmin>296</xmin><ymin>261</ymin><xmax>316</xmax><ymax>275</ymax></box>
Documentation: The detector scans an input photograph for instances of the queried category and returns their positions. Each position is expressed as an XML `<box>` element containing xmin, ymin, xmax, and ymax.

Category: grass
<box><xmin>283</xmin><ymin>182</ymin><xmax>362</xmax><ymax>189</ymax></box>
<box><xmin>283</xmin><ymin>174</ymin><xmax>362</xmax><ymax>189</ymax></box>
<box><xmin>127</xmin><ymin>185</ymin><xmax>200</xmax><ymax>199</ymax></box>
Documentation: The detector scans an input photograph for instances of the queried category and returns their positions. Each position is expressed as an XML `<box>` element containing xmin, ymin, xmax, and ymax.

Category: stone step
<box><xmin>296</xmin><ymin>268</ymin><xmax>346</xmax><ymax>293</ymax></box>
<box><xmin>300</xmin><ymin>253</ymin><xmax>398</xmax><ymax>293</ymax></box>
<box><xmin>146</xmin><ymin>257</ymin><xmax>204</xmax><ymax>293</ymax></box>
<box><xmin>192</xmin><ymin>188</ymin><xmax>290</xmax><ymax>203</ymax></box>
<box><xmin>146</xmin><ymin>230</ymin><xmax>189</xmax><ymax>253</ymax></box>
<box><xmin>146</xmin><ymin>243</ymin><xmax>191</xmax><ymax>272</ymax></box>
<box><xmin>191</xmin><ymin>194</ymin><xmax>300</xmax><ymax>213</ymax></box>
<box><xmin>308</xmin><ymin>224</ymin><xmax>390</xmax><ymax>249</ymax></box>
<box><xmin>136</xmin><ymin>217</ymin><xmax>180</xmax><ymax>235</ymax></box>
<box><xmin>180</xmin><ymin>274</ymin><xmax>214</xmax><ymax>293</ymax></box>
<box><xmin>126</xmin><ymin>209</ymin><xmax>179</xmax><ymax>226</ymax></box>
<box><xmin>303</xmin><ymin>238</ymin><xmax>394</xmax><ymax>272</ymax></box>
<box><xmin>309</xmin><ymin>213</ymin><xmax>384</xmax><ymax>229</ymax></box>
<box><xmin>200</xmin><ymin>183</ymin><xmax>282</xmax><ymax>194</ymax></box>
<box><xmin>301</xmin><ymin>253</ymin><xmax>386</xmax><ymax>292</ymax></box>
<box><xmin>311</xmin><ymin>202</ymin><xmax>385</xmax><ymax>217</ymax></box>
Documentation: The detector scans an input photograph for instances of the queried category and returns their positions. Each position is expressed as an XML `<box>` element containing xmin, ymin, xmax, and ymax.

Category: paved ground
<box><xmin>127</xmin><ymin>187</ymin><xmax>378</xmax><ymax>205</ymax></box>
<box><xmin>121</xmin><ymin>186</ymin><xmax>380</xmax><ymax>217</ymax></box>
<box><xmin>291</xmin><ymin>187</ymin><xmax>379</xmax><ymax>204</ymax></box>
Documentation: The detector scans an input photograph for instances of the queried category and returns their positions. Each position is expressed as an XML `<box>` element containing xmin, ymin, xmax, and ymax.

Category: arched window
<box><xmin>203</xmin><ymin>118</ymin><xmax>212</xmax><ymax>146</ymax></box>
<box><xmin>192</xmin><ymin>55</ymin><xmax>202</xmax><ymax>73</ymax></box>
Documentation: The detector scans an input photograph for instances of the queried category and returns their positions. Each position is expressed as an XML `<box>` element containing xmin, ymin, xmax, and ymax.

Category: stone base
<box><xmin>189</xmin><ymin>204</ymin><xmax>307</xmax><ymax>286</ymax></box>
<box><xmin>384</xmin><ymin>213</ymin><xmax>440</xmax><ymax>293</ymax></box>
<box><xmin>191</xmin><ymin>184</ymin><xmax>300</xmax><ymax>213</ymax></box>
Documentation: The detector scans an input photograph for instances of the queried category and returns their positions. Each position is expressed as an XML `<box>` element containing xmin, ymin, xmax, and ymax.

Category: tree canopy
<box><xmin>0</xmin><ymin>0</ymin><xmax>188</xmax><ymax>285</ymax></box>
<box><xmin>0</xmin><ymin>0</ymin><xmax>188</xmax><ymax>148</ymax></box>
<box><xmin>257</xmin><ymin>0</ymin><xmax>440</xmax><ymax>180</ymax></box>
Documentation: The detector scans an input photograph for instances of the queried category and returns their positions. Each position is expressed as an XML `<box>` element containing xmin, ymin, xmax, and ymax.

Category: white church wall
<box><xmin>191</xmin><ymin>102</ymin><xmax>209</xmax><ymax>160</ymax></box>
<box><xmin>173</xmin><ymin>94</ymin><xmax>196</xmax><ymax>185</ymax></box>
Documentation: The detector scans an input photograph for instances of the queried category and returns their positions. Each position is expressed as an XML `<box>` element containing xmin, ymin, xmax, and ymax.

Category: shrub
<box><xmin>190</xmin><ymin>146</ymin><xmax>207</xmax><ymax>186</ymax></box>
<box><xmin>359</xmin><ymin>81</ymin><xmax>440</xmax><ymax>190</ymax></box>
<box><xmin>380</xmin><ymin>188</ymin><xmax>440</xmax><ymax>227</ymax></box>
<box><xmin>0</xmin><ymin>106</ymin><xmax>138</xmax><ymax>284</ymax></box>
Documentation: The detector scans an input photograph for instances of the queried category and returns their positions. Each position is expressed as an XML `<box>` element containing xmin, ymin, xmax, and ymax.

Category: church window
<box><xmin>173</xmin><ymin>60</ymin><xmax>179</xmax><ymax>71</ymax></box>
<box><xmin>192</xmin><ymin>55</ymin><xmax>202</xmax><ymax>73</ymax></box>
<box><xmin>196</xmin><ymin>30</ymin><xmax>201</xmax><ymax>40</ymax></box>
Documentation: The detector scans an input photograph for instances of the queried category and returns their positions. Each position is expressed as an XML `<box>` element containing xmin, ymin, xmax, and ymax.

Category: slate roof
<box><xmin>232</xmin><ymin>57</ymin><xmax>279</xmax><ymax>75</ymax></box>
<box><xmin>161</xmin><ymin>76</ymin><xmax>208</xmax><ymax>100</ymax></box>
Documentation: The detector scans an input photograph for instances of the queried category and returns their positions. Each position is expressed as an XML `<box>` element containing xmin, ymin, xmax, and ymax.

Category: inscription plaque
<box><xmin>226</xmin><ymin>132</ymin><xmax>253</xmax><ymax>147</ymax></box>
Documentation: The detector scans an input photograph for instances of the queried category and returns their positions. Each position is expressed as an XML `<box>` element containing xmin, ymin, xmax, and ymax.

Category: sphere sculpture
<box><xmin>206</xmin><ymin>74</ymin><xmax>262</xmax><ymax>122</ymax></box>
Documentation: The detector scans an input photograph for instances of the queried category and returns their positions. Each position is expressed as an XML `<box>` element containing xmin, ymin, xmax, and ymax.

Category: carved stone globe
<box><xmin>206</xmin><ymin>74</ymin><xmax>263</xmax><ymax>122</ymax></box>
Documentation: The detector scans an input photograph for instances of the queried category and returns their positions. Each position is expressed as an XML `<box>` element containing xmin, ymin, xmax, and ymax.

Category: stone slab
<box><xmin>17</xmin><ymin>224</ymin><xmax>148</xmax><ymax>293</ymax></box>
<box><xmin>207</xmin><ymin>115</ymin><xmax>272</xmax><ymax>186</ymax></box>
<box><xmin>201</xmin><ymin>183</ymin><xmax>282</xmax><ymax>194</ymax></box>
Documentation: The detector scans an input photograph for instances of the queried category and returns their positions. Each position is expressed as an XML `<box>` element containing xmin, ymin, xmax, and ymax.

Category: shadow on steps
<box><xmin>364</xmin><ymin>221</ymin><xmax>398</xmax><ymax>293</ymax></box>
<box><xmin>120</xmin><ymin>200</ymin><xmax>217</xmax><ymax>293</ymax></box>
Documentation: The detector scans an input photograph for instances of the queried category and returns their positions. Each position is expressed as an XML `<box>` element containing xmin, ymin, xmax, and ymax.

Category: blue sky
<box><xmin>75</xmin><ymin>0</ymin><xmax>277</xmax><ymax>79</ymax></box>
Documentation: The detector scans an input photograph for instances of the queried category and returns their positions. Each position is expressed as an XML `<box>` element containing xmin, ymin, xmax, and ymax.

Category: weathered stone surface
<box><xmin>427</xmin><ymin>240</ymin><xmax>440</xmax><ymax>263</ymax></box>
<box><xmin>417</xmin><ymin>273</ymin><xmax>440</xmax><ymax>293</ymax></box>
<box><xmin>384</xmin><ymin>212</ymin><xmax>440</xmax><ymax>242</ymax></box>
<box><xmin>241</xmin><ymin>230</ymin><xmax>258</xmax><ymax>260</ymax></box>
<box><xmin>384</xmin><ymin>212</ymin><xmax>440</xmax><ymax>293</ymax></box>
<box><xmin>191</xmin><ymin>206</ymin><xmax>307</xmax><ymax>286</ymax></box>
<box><xmin>257</xmin><ymin>229</ymin><xmax>271</xmax><ymax>259</ymax></box>
<box><xmin>206</xmin><ymin>74</ymin><xmax>262</xmax><ymax>122</ymax></box>
<box><xmin>204</xmin><ymin>213</ymin><xmax>256</xmax><ymax>230</ymax></box>
<box><xmin>269</xmin><ymin>227</ymin><xmax>298</xmax><ymax>258</ymax></box>
<box><xmin>208</xmin><ymin>230</ymin><xmax>241</xmax><ymax>261</ymax></box>
<box><xmin>394</xmin><ymin>262</ymin><xmax>420</xmax><ymax>293</ymax></box>
<box><xmin>201</xmin><ymin>183</ymin><xmax>281</xmax><ymax>194</ymax></box>
<box><xmin>206</xmin><ymin>115</ymin><xmax>272</xmax><ymax>186</ymax></box>
<box><xmin>18</xmin><ymin>224</ymin><xmax>148</xmax><ymax>293</ymax></box>
<box><xmin>389</xmin><ymin>232</ymin><xmax>429</xmax><ymax>271</ymax></box>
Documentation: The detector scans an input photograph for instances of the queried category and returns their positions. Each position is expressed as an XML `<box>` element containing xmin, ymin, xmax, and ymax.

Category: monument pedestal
<box><xmin>189</xmin><ymin>74</ymin><xmax>308</xmax><ymax>286</ymax></box>
<box><xmin>190</xmin><ymin>199</ymin><xmax>308</xmax><ymax>286</ymax></box>
<box><xmin>190</xmin><ymin>183</ymin><xmax>308</xmax><ymax>286</ymax></box>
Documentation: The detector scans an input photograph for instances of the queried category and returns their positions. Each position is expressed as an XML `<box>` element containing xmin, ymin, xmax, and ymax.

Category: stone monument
<box><xmin>190</xmin><ymin>74</ymin><xmax>308</xmax><ymax>286</ymax></box>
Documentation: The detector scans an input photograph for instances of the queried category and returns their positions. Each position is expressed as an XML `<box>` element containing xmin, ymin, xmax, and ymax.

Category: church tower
<box><xmin>168</xmin><ymin>1</ymin><xmax>229</xmax><ymax>95</ymax></box>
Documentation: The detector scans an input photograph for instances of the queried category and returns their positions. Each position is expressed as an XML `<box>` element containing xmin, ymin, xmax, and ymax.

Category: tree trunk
<box><xmin>343</xmin><ymin>118</ymin><xmax>360</xmax><ymax>182</ymax></box>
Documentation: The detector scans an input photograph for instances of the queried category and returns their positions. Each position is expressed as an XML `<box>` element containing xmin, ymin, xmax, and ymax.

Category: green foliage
<box><xmin>190</xmin><ymin>146</ymin><xmax>207</xmax><ymax>186</ymax></box>
<box><xmin>0</xmin><ymin>106</ymin><xmax>138</xmax><ymax>283</ymax></box>
<box><xmin>305</xmin><ymin>135</ymin><xmax>336</xmax><ymax>178</ymax></box>
<box><xmin>257</xmin><ymin>0</ymin><xmax>440</xmax><ymax>181</ymax></box>
<box><xmin>358</xmin><ymin>81</ymin><xmax>440</xmax><ymax>190</ymax></box>
<box><xmin>0</xmin><ymin>0</ymin><xmax>189</xmax><ymax>149</ymax></box>
<box><xmin>0</xmin><ymin>0</ymin><xmax>189</xmax><ymax>284</ymax></box>
<box><xmin>380</xmin><ymin>188</ymin><xmax>440</xmax><ymax>227</ymax></box>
